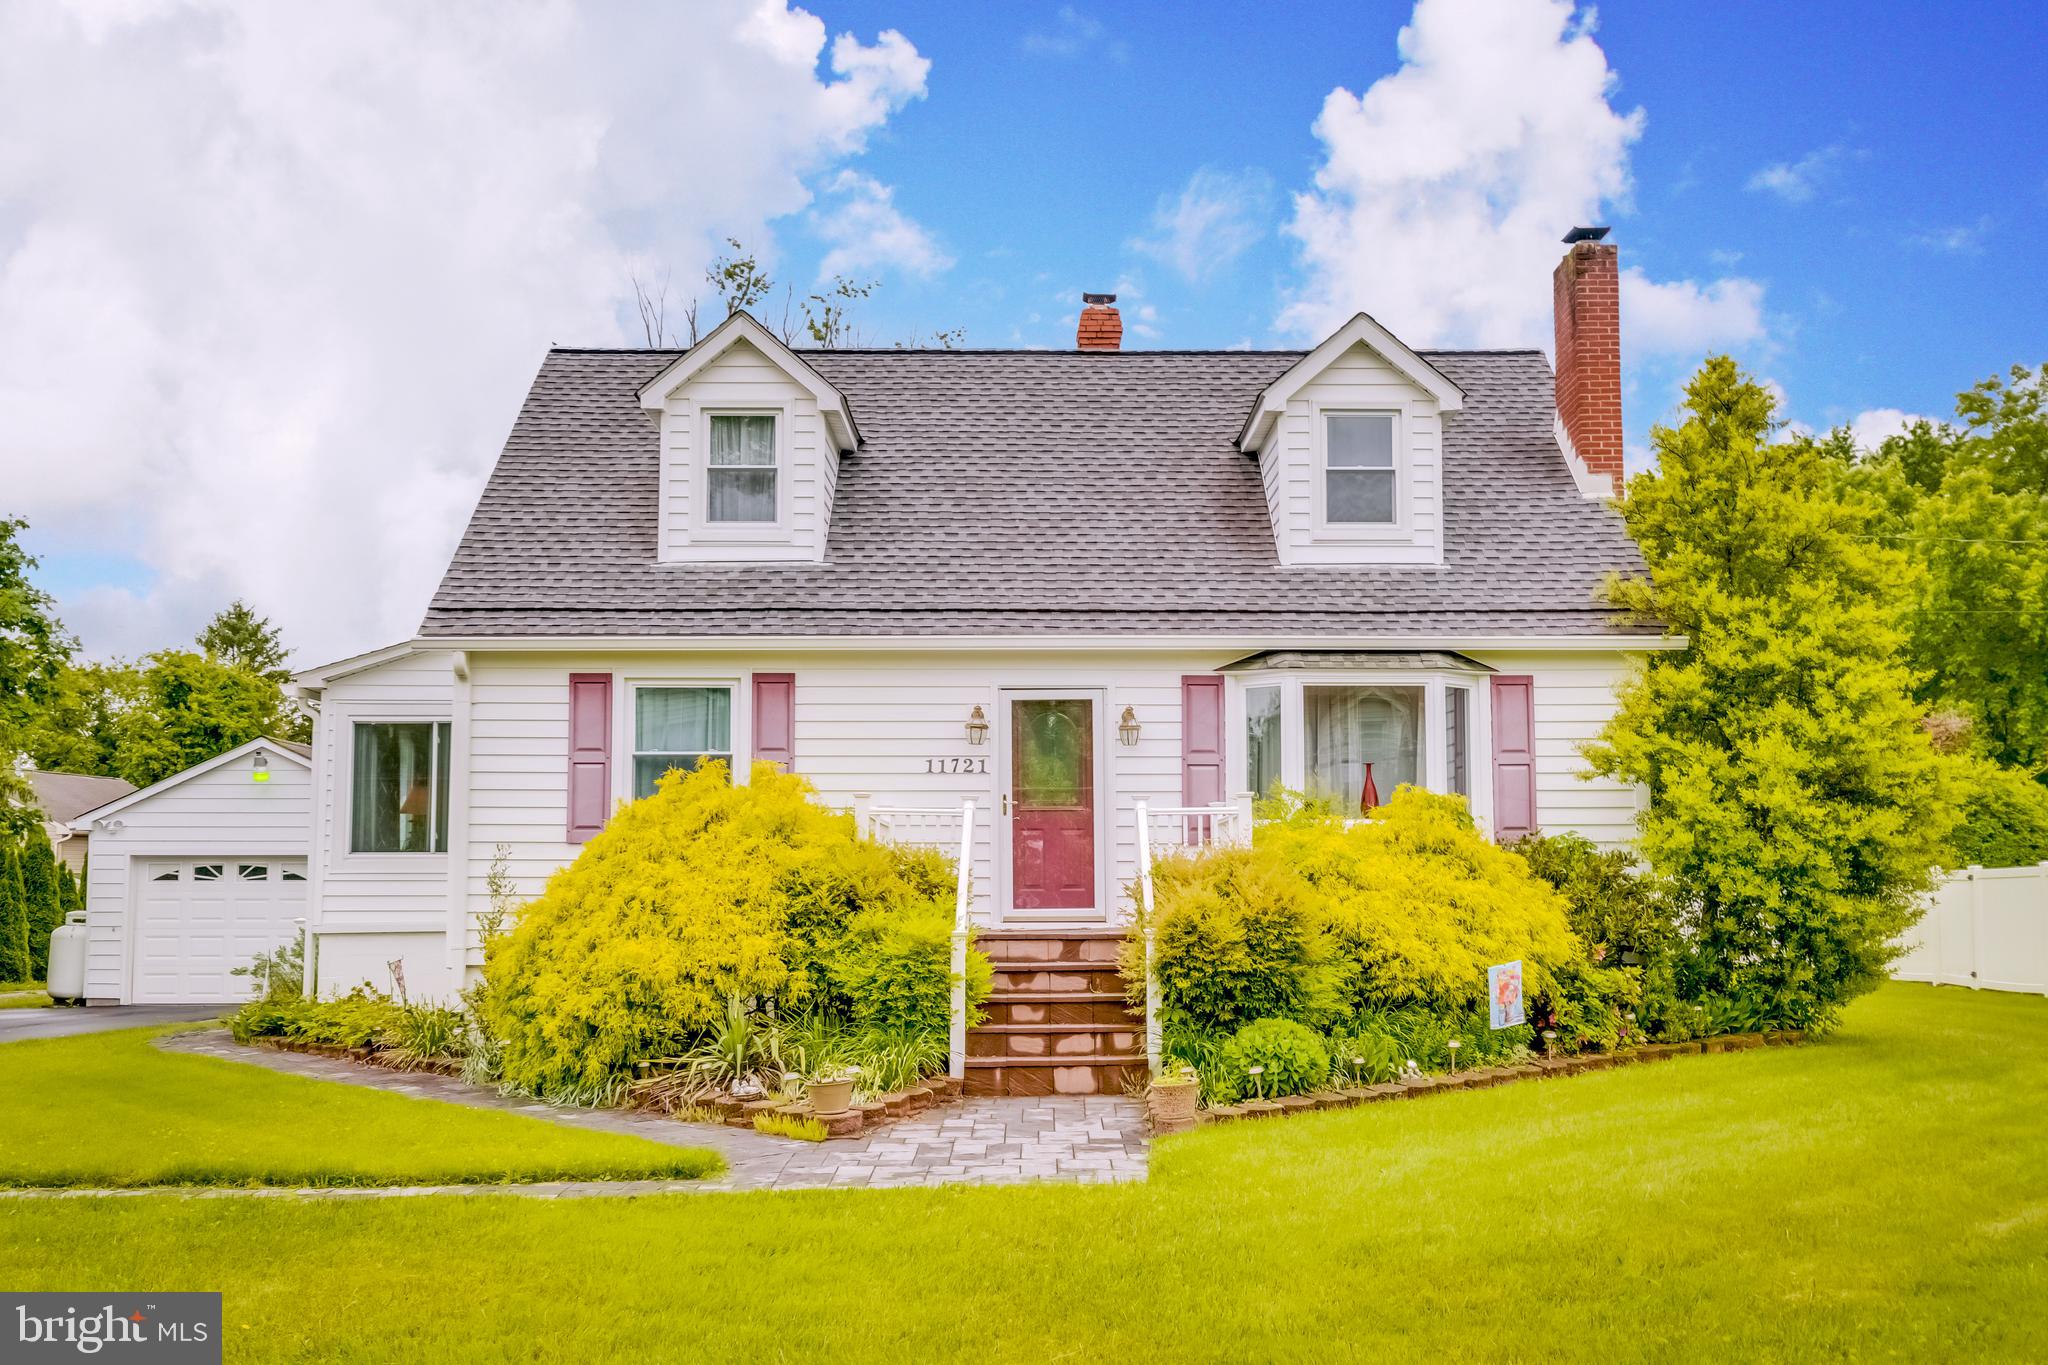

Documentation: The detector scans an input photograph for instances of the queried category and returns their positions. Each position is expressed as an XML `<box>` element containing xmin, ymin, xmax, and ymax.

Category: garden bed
<box><xmin>1158</xmin><ymin>1030</ymin><xmax>1804</xmax><ymax>1133</ymax></box>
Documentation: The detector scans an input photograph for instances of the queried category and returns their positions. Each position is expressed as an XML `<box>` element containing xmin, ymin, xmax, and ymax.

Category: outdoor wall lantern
<box><xmin>965</xmin><ymin>704</ymin><xmax>989</xmax><ymax>746</ymax></box>
<box><xmin>251</xmin><ymin>750</ymin><xmax>271</xmax><ymax>784</ymax></box>
<box><xmin>1118</xmin><ymin>706</ymin><xmax>1141</xmax><ymax>747</ymax></box>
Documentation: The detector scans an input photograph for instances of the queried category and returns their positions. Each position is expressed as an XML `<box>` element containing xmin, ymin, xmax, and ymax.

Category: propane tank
<box><xmin>46</xmin><ymin>911</ymin><xmax>88</xmax><ymax>1004</ymax></box>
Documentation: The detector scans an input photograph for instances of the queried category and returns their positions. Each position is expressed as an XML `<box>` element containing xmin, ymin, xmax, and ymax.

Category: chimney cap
<box><xmin>1562</xmin><ymin>225</ymin><xmax>1611</xmax><ymax>244</ymax></box>
<box><xmin>1081</xmin><ymin>292</ymin><xmax>1117</xmax><ymax>305</ymax></box>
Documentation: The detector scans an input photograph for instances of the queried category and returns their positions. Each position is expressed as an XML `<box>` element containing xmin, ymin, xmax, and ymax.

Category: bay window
<box><xmin>633</xmin><ymin>685</ymin><xmax>733</xmax><ymax>797</ymax></box>
<box><xmin>1230</xmin><ymin>655</ymin><xmax>1495</xmax><ymax>823</ymax></box>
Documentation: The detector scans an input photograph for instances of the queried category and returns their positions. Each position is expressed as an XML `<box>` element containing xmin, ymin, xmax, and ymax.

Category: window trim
<box><xmin>1228</xmin><ymin>669</ymin><xmax>1495</xmax><ymax>831</ymax></box>
<box><xmin>1312</xmin><ymin>404</ymin><xmax>1408</xmax><ymax>540</ymax></box>
<box><xmin>344</xmin><ymin>718</ymin><xmax>453</xmax><ymax>857</ymax></box>
<box><xmin>692</xmin><ymin>402</ymin><xmax>790</xmax><ymax>540</ymax></box>
<box><xmin>621</xmin><ymin>677</ymin><xmax>747</xmax><ymax>802</ymax></box>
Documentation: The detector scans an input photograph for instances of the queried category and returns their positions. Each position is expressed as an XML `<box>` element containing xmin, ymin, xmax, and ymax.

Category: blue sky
<box><xmin>796</xmin><ymin>1</ymin><xmax>2045</xmax><ymax>439</ymax></box>
<box><xmin>2</xmin><ymin>0</ymin><xmax>2042</xmax><ymax>663</ymax></box>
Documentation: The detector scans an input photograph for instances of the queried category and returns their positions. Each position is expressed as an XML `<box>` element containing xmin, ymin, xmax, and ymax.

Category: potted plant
<box><xmin>1149</xmin><ymin>1063</ymin><xmax>1201</xmax><ymax>1125</ymax></box>
<box><xmin>806</xmin><ymin>1063</ymin><xmax>859</xmax><ymax>1117</ymax></box>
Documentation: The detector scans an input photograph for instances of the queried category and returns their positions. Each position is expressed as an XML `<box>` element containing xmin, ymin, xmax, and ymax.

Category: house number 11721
<box><xmin>925</xmin><ymin>757</ymin><xmax>989</xmax><ymax>775</ymax></box>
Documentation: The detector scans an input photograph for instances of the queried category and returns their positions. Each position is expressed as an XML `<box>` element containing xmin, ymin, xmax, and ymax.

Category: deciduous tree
<box><xmin>1589</xmin><ymin>357</ymin><xmax>1955</xmax><ymax>1029</ymax></box>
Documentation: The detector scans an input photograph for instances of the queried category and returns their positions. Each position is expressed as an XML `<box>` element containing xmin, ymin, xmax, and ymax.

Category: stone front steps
<box><xmin>966</xmin><ymin>928</ymin><xmax>1144</xmax><ymax>1097</ymax></box>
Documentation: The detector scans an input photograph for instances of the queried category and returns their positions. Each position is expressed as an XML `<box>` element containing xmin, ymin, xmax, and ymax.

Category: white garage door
<box><xmin>132</xmin><ymin>858</ymin><xmax>311</xmax><ymax>1004</ymax></box>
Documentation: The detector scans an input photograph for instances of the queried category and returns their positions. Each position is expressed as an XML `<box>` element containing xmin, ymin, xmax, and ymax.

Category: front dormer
<box><xmin>1238</xmin><ymin>312</ymin><xmax>1464</xmax><ymax>567</ymax></box>
<box><xmin>637</xmin><ymin>311</ymin><xmax>858</xmax><ymax>563</ymax></box>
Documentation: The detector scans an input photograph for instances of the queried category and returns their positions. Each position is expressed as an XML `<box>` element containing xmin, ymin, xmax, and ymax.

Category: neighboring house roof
<box><xmin>421</xmin><ymin>347</ymin><xmax>1651</xmax><ymax>641</ymax></box>
<box><xmin>27</xmin><ymin>771</ymin><xmax>136</xmax><ymax>825</ymax></box>
<box><xmin>67</xmin><ymin>738</ymin><xmax>311</xmax><ymax>828</ymax></box>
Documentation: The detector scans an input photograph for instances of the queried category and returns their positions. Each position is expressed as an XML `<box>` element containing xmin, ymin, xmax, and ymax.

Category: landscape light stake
<box><xmin>1247</xmin><ymin>1064</ymin><xmax>1265</xmax><ymax>1103</ymax></box>
<box><xmin>1446</xmin><ymin>1038</ymin><xmax>1461</xmax><ymax>1073</ymax></box>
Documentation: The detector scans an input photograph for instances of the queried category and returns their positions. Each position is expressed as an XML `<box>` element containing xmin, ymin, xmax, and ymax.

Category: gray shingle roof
<box><xmin>421</xmin><ymin>348</ymin><xmax>1649</xmax><ymax>639</ymax></box>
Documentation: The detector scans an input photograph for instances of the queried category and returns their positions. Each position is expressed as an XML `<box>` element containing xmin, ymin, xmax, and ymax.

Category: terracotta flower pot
<box><xmin>807</xmin><ymin>1078</ymin><xmax>855</xmax><ymax>1116</ymax></box>
<box><xmin>1149</xmin><ymin>1077</ymin><xmax>1200</xmax><ymax>1125</ymax></box>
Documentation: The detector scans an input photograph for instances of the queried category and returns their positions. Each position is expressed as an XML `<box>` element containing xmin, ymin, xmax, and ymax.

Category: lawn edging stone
<box><xmin>1159</xmin><ymin>1031</ymin><xmax>1803</xmax><ymax>1135</ymax></box>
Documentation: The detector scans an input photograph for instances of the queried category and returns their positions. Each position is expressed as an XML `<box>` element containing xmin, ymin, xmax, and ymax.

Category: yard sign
<box><xmin>1489</xmin><ymin>961</ymin><xmax>1525</xmax><ymax>1030</ymax></box>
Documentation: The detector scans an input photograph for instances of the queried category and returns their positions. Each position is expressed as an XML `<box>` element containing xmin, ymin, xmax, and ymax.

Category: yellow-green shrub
<box><xmin>1124</xmin><ymin>846</ymin><xmax>1339</xmax><ymax>1033</ymax></box>
<box><xmin>1258</xmin><ymin>788</ymin><xmax>1584</xmax><ymax>1015</ymax></box>
<box><xmin>484</xmin><ymin>762</ymin><xmax>972</xmax><ymax>1098</ymax></box>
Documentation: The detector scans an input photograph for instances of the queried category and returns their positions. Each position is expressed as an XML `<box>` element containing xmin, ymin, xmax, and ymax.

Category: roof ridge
<box><xmin>542</xmin><ymin>345</ymin><xmax>1547</xmax><ymax>358</ymax></box>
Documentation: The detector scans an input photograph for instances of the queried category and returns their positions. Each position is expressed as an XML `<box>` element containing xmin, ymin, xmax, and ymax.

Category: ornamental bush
<box><xmin>1216</xmin><ymin>1018</ymin><xmax>1330</xmax><ymax>1101</ymax></box>
<box><xmin>1946</xmin><ymin>759</ymin><xmax>2048</xmax><ymax>869</ymax></box>
<box><xmin>1258</xmin><ymin>789</ymin><xmax>1583</xmax><ymax>1017</ymax></box>
<box><xmin>1127</xmin><ymin>846</ymin><xmax>1338</xmax><ymax>1033</ymax></box>
<box><xmin>483</xmin><ymin>762</ymin><xmax>981</xmax><ymax>1099</ymax></box>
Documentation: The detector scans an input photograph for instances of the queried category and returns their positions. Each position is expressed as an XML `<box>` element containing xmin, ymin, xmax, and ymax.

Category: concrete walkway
<box><xmin>0</xmin><ymin>1003</ymin><xmax>226</xmax><ymax>1041</ymax></box>
<box><xmin>153</xmin><ymin>1030</ymin><xmax>1149</xmax><ymax>1194</ymax></box>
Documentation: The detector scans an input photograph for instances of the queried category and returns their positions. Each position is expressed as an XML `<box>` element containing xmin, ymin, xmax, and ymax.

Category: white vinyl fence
<box><xmin>1893</xmin><ymin>863</ymin><xmax>2048</xmax><ymax>996</ymax></box>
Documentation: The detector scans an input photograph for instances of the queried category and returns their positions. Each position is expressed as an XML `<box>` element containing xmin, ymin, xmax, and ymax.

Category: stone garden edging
<box><xmin>1154</xmin><ymin>1031</ymin><xmax>1806</xmax><ymax>1134</ymax></box>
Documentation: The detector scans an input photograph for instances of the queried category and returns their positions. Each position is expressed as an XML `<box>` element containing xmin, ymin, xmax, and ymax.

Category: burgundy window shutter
<box><xmin>1490</xmin><ymin>675</ymin><xmax>1538</xmax><ymax>844</ymax></box>
<box><xmin>1181</xmin><ymin>675</ymin><xmax>1226</xmax><ymax>807</ymax></box>
<box><xmin>752</xmin><ymin>673</ymin><xmax>796</xmax><ymax>772</ymax></box>
<box><xmin>566</xmin><ymin>673</ymin><xmax>612</xmax><ymax>843</ymax></box>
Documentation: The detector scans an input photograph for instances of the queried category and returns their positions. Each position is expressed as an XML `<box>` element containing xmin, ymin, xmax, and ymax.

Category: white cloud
<box><xmin>1906</xmin><ymin>217</ymin><xmax>1993</xmax><ymax>254</ymax></box>
<box><xmin>1021</xmin><ymin>7</ymin><xmax>1125</xmax><ymax>62</ymax></box>
<box><xmin>0</xmin><ymin>1</ymin><xmax>930</xmax><ymax>663</ymax></box>
<box><xmin>1847</xmin><ymin>407</ymin><xmax>1931</xmax><ymax>450</ymax></box>
<box><xmin>811</xmin><ymin>170</ymin><xmax>951</xmax><ymax>280</ymax></box>
<box><xmin>1746</xmin><ymin>145</ymin><xmax>1854</xmax><ymax>204</ymax></box>
<box><xmin>1279</xmin><ymin>0</ymin><xmax>1765</xmax><ymax>353</ymax></box>
<box><xmin>1130</xmin><ymin>168</ymin><xmax>1272</xmax><ymax>281</ymax></box>
<box><xmin>1621</xmin><ymin>268</ymin><xmax>1765</xmax><ymax>356</ymax></box>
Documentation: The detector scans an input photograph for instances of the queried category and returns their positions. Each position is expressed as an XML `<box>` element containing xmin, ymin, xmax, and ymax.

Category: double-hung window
<box><xmin>1324</xmin><ymin>411</ymin><xmax>1397</xmax><ymax>525</ymax></box>
<box><xmin>706</xmin><ymin>413</ymin><xmax>777</xmax><ymax>524</ymax></box>
<box><xmin>633</xmin><ymin>686</ymin><xmax>733</xmax><ymax>797</ymax></box>
<box><xmin>351</xmin><ymin>722</ymin><xmax>451</xmax><ymax>853</ymax></box>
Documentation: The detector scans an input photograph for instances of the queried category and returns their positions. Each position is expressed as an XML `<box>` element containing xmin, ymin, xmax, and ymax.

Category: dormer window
<box><xmin>1324</xmin><ymin>410</ymin><xmax>1397</xmax><ymax>525</ymax></box>
<box><xmin>707</xmin><ymin>413</ymin><xmax>778</xmax><ymax>523</ymax></box>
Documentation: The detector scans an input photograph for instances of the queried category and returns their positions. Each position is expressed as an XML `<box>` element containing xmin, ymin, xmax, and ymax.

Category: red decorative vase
<box><xmin>1360</xmin><ymin>762</ymin><xmax>1380</xmax><ymax>814</ymax></box>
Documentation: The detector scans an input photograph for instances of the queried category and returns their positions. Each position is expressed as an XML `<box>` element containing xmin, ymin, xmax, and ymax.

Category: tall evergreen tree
<box><xmin>197</xmin><ymin>600</ymin><xmax>293</xmax><ymax>684</ymax></box>
<box><xmin>0</xmin><ymin>843</ymin><xmax>29</xmax><ymax>984</ymax></box>
<box><xmin>18</xmin><ymin>834</ymin><xmax>61</xmax><ymax>978</ymax></box>
<box><xmin>55</xmin><ymin>859</ymin><xmax>80</xmax><ymax>917</ymax></box>
<box><xmin>1589</xmin><ymin>357</ymin><xmax>1956</xmax><ymax>1030</ymax></box>
<box><xmin>0</xmin><ymin>518</ymin><xmax>75</xmax><ymax>836</ymax></box>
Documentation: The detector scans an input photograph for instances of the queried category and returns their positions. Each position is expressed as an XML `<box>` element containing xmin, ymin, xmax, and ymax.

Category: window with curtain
<box><xmin>634</xmin><ymin>686</ymin><xmax>733</xmax><ymax>797</ymax></box>
<box><xmin>1304</xmin><ymin>685</ymin><xmax>1423</xmax><ymax>809</ymax></box>
<box><xmin>1447</xmin><ymin>685</ymin><xmax>1471</xmax><ymax>798</ymax></box>
<box><xmin>706</xmin><ymin>413</ymin><xmax>777</xmax><ymax>523</ymax></box>
<box><xmin>1325</xmin><ymin>411</ymin><xmax>1396</xmax><ymax>524</ymax></box>
<box><xmin>1246</xmin><ymin>685</ymin><xmax>1282</xmax><ymax>797</ymax></box>
<box><xmin>351</xmin><ymin>721</ymin><xmax>451</xmax><ymax>853</ymax></box>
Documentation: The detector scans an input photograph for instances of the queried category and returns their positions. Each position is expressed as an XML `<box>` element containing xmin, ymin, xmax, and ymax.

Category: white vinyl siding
<box><xmin>1467</xmin><ymin>649</ymin><xmax>1644</xmax><ymax>849</ymax></box>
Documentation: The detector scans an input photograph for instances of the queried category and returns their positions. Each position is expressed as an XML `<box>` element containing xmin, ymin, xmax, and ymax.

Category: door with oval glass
<box><xmin>1002</xmin><ymin>693</ymin><xmax>1100</xmax><ymax>920</ymax></box>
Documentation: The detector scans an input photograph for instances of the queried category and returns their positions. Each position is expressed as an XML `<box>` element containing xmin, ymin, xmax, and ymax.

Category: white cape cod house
<box><xmin>275</xmin><ymin>233</ymin><xmax>1660</xmax><ymax>1087</ymax></box>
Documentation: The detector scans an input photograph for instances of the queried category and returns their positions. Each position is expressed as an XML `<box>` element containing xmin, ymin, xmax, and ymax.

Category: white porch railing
<box><xmin>853</xmin><ymin>794</ymin><xmax>978</xmax><ymax>1079</ymax></box>
<box><xmin>1132</xmin><ymin>794</ymin><xmax>1255</xmax><ymax>1075</ymax></box>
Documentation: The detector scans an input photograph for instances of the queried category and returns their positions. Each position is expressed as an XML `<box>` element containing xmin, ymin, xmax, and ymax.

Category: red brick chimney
<box><xmin>1077</xmin><ymin>292</ymin><xmax>1122</xmax><ymax>351</ymax></box>
<box><xmin>1552</xmin><ymin>227</ymin><xmax>1622</xmax><ymax>497</ymax></box>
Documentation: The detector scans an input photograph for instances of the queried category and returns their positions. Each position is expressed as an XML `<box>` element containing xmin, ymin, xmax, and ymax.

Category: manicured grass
<box><xmin>0</xmin><ymin>980</ymin><xmax>43</xmax><ymax>992</ymax></box>
<box><xmin>0</xmin><ymin>984</ymin><xmax>2042</xmax><ymax>1362</ymax></box>
<box><xmin>0</xmin><ymin>991</ymin><xmax>51</xmax><ymax>1009</ymax></box>
<box><xmin>0</xmin><ymin>1027</ymin><xmax>721</xmax><ymax>1188</ymax></box>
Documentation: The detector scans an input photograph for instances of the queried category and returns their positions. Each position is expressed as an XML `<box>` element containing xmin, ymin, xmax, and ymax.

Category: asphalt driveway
<box><xmin>0</xmin><ymin>1004</ymin><xmax>228</xmax><ymax>1041</ymax></box>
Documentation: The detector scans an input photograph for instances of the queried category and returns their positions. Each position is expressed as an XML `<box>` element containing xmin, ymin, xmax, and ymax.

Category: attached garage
<box><xmin>71</xmin><ymin>738</ymin><xmax>313</xmax><ymax>1005</ymax></box>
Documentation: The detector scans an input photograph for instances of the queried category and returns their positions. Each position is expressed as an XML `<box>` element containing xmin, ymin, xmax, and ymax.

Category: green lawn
<box><xmin>0</xmin><ymin>1027</ymin><xmax>720</xmax><ymax>1188</ymax></box>
<box><xmin>1</xmin><ymin>985</ymin><xmax>2042</xmax><ymax>1363</ymax></box>
<box><xmin>0</xmin><ymin>991</ymin><xmax>51</xmax><ymax>1009</ymax></box>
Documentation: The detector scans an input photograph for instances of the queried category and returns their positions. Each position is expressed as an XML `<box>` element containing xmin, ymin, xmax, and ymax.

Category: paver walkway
<box><xmin>147</xmin><ymin>1030</ymin><xmax>1148</xmax><ymax>1195</ymax></box>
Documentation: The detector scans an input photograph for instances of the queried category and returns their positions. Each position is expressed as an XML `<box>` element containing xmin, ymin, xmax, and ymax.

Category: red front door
<box><xmin>1009</xmin><ymin>697</ymin><xmax>1096</xmax><ymax>913</ymax></box>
